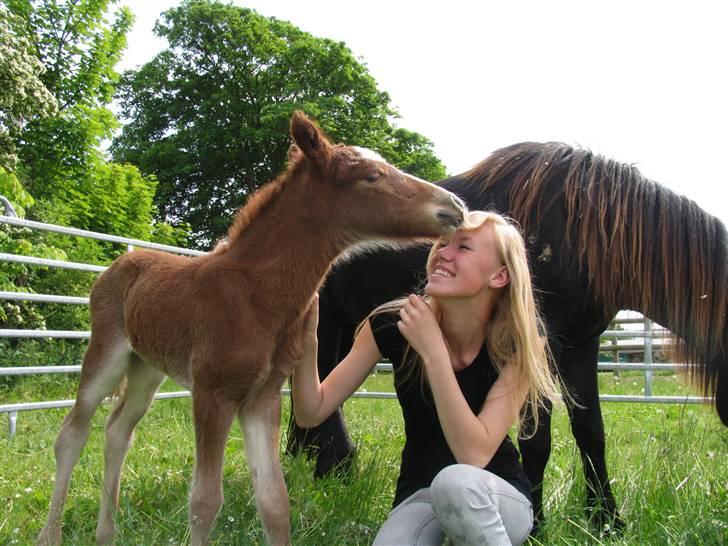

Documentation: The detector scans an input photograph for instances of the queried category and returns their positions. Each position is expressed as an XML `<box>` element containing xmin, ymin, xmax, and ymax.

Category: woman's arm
<box><xmin>397</xmin><ymin>295</ymin><xmax>528</xmax><ymax>467</ymax></box>
<box><xmin>292</xmin><ymin>296</ymin><xmax>383</xmax><ymax>428</ymax></box>
<box><xmin>426</xmin><ymin>360</ymin><xmax>527</xmax><ymax>467</ymax></box>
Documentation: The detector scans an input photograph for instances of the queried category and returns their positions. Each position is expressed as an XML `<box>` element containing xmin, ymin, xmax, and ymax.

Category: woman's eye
<box><xmin>459</xmin><ymin>245</ymin><xmax>472</xmax><ymax>251</ymax></box>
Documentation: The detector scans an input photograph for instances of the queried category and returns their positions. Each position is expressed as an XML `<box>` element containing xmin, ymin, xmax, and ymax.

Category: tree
<box><xmin>112</xmin><ymin>0</ymin><xmax>446</xmax><ymax>247</ymax></box>
<box><xmin>1</xmin><ymin>0</ymin><xmax>188</xmax><ymax>356</ymax></box>
<box><xmin>5</xmin><ymin>0</ymin><xmax>130</xmax><ymax>228</ymax></box>
<box><xmin>0</xmin><ymin>6</ymin><xmax>57</xmax><ymax>172</ymax></box>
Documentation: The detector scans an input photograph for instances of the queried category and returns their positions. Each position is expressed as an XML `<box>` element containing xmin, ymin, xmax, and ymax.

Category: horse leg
<box><xmin>561</xmin><ymin>337</ymin><xmax>624</xmax><ymax>532</ymax></box>
<box><xmin>95</xmin><ymin>355</ymin><xmax>165</xmax><ymax>544</ymax></box>
<box><xmin>287</xmin><ymin>291</ymin><xmax>356</xmax><ymax>477</ymax></box>
<box><xmin>189</xmin><ymin>388</ymin><xmax>237</xmax><ymax>546</ymax></box>
<box><xmin>37</xmin><ymin>335</ymin><xmax>131</xmax><ymax>546</ymax></box>
<box><xmin>716</xmin><ymin>359</ymin><xmax>728</xmax><ymax>426</ymax></box>
<box><xmin>313</xmin><ymin>410</ymin><xmax>356</xmax><ymax>478</ymax></box>
<box><xmin>518</xmin><ymin>399</ymin><xmax>553</xmax><ymax>534</ymax></box>
<box><xmin>240</xmin><ymin>373</ymin><xmax>291</xmax><ymax>546</ymax></box>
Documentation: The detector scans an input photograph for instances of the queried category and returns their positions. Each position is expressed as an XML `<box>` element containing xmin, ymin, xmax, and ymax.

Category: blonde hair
<box><xmin>362</xmin><ymin>210</ymin><xmax>562</xmax><ymax>437</ymax></box>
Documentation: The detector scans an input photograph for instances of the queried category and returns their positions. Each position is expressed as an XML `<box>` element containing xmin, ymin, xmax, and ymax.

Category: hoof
<box><xmin>96</xmin><ymin>527</ymin><xmax>115</xmax><ymax>545</ymax></box>
<box><xmin>36</xmin><ymin>526</ymin><xmax>62</xmax><ymax>546</ymax></box>
<box><xmin>589</xmin><ymin>508</ymin><xmax>626</xmax><ymax>536</ymax></box>
<box><xmin>314</xmin><ymin>444</ymin><xmax>357</xmax><ymax>479</ymax></box>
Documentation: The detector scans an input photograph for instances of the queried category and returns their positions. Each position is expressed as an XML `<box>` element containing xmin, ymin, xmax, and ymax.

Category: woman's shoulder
<box><xmin>369</xmin><ymin>310</ymin><xmax>406</xmax><ymax>360</ymax></box>
<box><xmin>369</xmin><ymin>309</ymin><xmax>399</xmax><ymax>330</ymax></box>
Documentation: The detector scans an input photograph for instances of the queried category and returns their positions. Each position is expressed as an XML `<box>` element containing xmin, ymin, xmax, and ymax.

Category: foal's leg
<box><xmin>37</xmin><ymin>335</ymin><xmax>131</xmax><ymax>546</ymax></box>
<box><xmin>189</xmin><ymin>387</ymin><xmax>237</xmax><ymax>546</ymax></box>
<box><xmin>240</xmin><ymin>373</ymin><xmax>290</xmax><ymax>546</ymax></box>
<box><xmin>560</xmin><ymin>337</ymin><xmax>624</xmax><ymax>532</ymax></box>
<box><xmin>96</xmin><ymin>355</ymin><xmax>165</xmax><ymax>544</ymax></box>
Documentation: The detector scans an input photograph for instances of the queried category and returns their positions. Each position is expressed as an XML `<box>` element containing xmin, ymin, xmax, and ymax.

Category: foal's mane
<box><xmin>466</xmin><ymin>142</ymin><xmax>728</xmax><ymax>394</ymax></box>
<box><xmin>224</xmin><ymin>159</ymin><xmax>303</xmax><ymax>244</ymax></box>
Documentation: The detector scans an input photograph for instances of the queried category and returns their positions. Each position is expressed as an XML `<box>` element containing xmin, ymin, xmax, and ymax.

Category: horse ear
<box><xmin>290</xmin><ymin>111</ymin><xmax>332</xmax><ymax>164</ymax></box>
<box><xmin>287</xmin><ymin>144</ymin><xmax>304</xmax><ymax>164</ymax></box>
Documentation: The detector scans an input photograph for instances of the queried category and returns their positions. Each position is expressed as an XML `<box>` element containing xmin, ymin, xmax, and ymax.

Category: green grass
<box><xmin>1</xmin><ymin>372</ymin><xmax>726</xmax><ymax>545</ymax></box>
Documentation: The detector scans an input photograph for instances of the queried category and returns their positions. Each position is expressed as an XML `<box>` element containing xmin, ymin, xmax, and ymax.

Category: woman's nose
<box><xmin>437</xmin><ymin>245</ymin><xmax>454</xmax><ymax>261</ymax></box>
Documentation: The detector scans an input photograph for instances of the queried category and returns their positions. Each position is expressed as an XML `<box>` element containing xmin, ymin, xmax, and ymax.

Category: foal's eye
<box><xmin>364</xmin><ymin>172</ymin><xmax>381</xmax><ymax>183</ymax></box>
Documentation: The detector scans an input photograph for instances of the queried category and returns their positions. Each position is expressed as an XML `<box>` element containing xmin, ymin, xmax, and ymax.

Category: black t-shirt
<box><xmin>370</xmin><ymin>312</ymin><xmax>532</xmax><ymax>507</ymax></box>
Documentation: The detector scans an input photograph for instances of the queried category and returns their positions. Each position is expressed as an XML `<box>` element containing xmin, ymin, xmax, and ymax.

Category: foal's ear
<box><xmin>290</xmin><ymin>111</ymin><xmax>333</xmax><ymax>164</ymax></box>
<box><xmin>287</xmin><ymin>144</ymin><xmax>304</xmax><ymax>164</ymax></box>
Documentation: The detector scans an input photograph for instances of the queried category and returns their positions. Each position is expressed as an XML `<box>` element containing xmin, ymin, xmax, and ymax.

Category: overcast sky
<box><xmin>116</xmin><ymin>0</ymin><xmax>728</xmax><ymax>225</ymax></box>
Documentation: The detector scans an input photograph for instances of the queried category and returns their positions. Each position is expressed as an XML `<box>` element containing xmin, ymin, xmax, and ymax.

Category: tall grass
<box><xmin>1</xmin><ymin>372</ymin><xmax>726</xmax><ymax>545</ymax></box>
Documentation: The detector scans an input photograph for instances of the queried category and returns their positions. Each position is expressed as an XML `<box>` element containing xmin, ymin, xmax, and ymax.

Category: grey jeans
<box><xmin>373</xmin><ymin>464</ymin><xmax>533</xmax><ymax>546</ymax></box>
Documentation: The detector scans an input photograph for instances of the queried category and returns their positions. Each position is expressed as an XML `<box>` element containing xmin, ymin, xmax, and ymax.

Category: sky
<box><xmin>115</xmin><ymin>0</ymin><xmax>728</xmax><ymax>225</ymax></box>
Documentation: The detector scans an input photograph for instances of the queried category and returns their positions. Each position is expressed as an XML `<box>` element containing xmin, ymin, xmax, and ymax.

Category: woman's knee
<box><xmin>431</xmin><ymin>464</ymin><xmax>494</xmax><ymax>509</ymax></box>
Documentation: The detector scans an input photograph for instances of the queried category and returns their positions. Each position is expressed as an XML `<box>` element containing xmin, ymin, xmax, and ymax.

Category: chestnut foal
<box><xmin>36</xmin><ymin>112</ymin><xmax>465</xmax><ymax>546</ymax></box>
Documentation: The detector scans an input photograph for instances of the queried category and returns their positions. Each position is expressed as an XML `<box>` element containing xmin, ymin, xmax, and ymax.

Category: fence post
<box><xmin>8</xmin><ymin>412</ymin><xmax>17</xmax><ymax>441</ymax></box>
<box><xmin>2</xmin><ymin>195</ymin><xmax>19</xmax><ymax>440</ymax></box>
<box><xmin>611</xmin><ymin>336</ymin><xmax>620</xmax><ymax>379</ymax></box>
<box><xmin>1</xmin><ymin>195</ymin><xmax>18</xmax><ymax>218</ymax></box>
<box><xmin>644</xmin><ymin>317</ymin><xmax>653</xmax><ymax>397</ymax></box>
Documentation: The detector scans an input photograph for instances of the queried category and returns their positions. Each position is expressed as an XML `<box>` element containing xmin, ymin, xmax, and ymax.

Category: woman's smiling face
<box><xmin>425</xmin><ymin>223</ymin><xmax>508</xmax><ymax>300</ymax></box>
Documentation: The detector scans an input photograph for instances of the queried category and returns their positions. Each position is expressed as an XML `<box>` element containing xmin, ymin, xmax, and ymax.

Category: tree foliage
<box><xmin>2</xmin><ymin>0</ymin><xmax>187</xmax><ymax>239</ymax></box>
<box><xmin>113</xmin><ymin>0</ymin><xmax>446</xmax><ymax>247</ymax></box>
<box><xmin>0</xmin><ymin>6</ymin><xmax>57</xmax><ymax>171</ymax></box>
<box><xmin>1</xmin><ymin>1</ymin><xmax>188</xmax><ymax>359</ymax></box>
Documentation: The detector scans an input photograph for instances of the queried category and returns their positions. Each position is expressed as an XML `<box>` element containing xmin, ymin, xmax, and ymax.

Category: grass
<box><xmin>1</xmin><ymin>371</ymin><xmax>726</xmax><ymax>545</ymax></box>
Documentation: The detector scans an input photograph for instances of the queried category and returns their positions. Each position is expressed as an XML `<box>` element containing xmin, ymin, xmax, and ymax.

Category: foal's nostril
<box><xmin>436</xmin><ymin>210</ymin><xmax>462</xmax><ymax>229</ymax></box>
<box><xmin>451</xmin><ymin>193</ymin><xmax>466</xmax><ymax>213</ymax></box>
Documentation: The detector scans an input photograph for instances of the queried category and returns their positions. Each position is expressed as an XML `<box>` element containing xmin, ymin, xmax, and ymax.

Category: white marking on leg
<box><xmin>241</xmin><ymin>411</ymin><xmax>290</xmax><ymax>545</ymax></box>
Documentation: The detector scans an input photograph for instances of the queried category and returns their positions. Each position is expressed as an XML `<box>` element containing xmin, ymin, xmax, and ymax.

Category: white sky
<box><xmin>115</xmin><ymin>0</ymin><xmax>728</xmax><ymax>225</ymax></box>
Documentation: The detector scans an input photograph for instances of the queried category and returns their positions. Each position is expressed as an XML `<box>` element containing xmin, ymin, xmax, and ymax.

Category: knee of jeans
<box><xmin>431</xmin><ymin>464</ymin><xmax>491</xmax><ymax>509</ymax></box>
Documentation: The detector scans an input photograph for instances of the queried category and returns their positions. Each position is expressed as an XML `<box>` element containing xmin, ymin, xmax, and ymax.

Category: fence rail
<box><xmin>1</xmin><ymin>209</ymin><xmax>714</xmax><ymax>440</ymax></box>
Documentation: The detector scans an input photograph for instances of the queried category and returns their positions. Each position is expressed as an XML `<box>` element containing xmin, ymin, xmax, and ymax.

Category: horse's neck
<box><xmin>222</xmin><ymin>182</ymin><xmax>344</xmax><ymax>308</ymax></box>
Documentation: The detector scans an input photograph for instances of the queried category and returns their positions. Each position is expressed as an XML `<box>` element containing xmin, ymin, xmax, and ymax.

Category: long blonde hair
<box><xmin>362</xmin><ymin>210</ymin><xmax>562</xmax><ymax>437</ymax></box>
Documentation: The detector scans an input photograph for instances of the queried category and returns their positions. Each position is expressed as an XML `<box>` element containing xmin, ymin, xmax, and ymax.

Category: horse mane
<box><xmin>465</xmin><ymin>142</ymin><xmax>728</xmax><ymax>394</ymax></box>
<box><xmin>224</xmin><ymin>159</ymin><xmax>303</xmax><ymax>245</ymax></box>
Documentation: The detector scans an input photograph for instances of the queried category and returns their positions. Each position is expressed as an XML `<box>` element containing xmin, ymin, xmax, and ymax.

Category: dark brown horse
<box><xmin>289</xmin><ymin>141</ymin><xmax>728</xmax><ymax>531</ymax></box>
<box><xmin>36</xmin><ymin>112</ymin><xmax>465</xmax><ymax>546</ymax></box>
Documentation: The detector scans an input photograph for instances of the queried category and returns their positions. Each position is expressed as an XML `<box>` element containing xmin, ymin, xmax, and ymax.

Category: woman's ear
<box><xmin>489</xmin><ymin>265</ymin><xmax>510</xmax><ymax>289</ymax></box>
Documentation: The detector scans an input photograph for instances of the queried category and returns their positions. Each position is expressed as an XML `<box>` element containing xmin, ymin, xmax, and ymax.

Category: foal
<box><xmin>37</xmin><ymin>111</ymin><xmax>465</xmax><ymax>546</ymax></box>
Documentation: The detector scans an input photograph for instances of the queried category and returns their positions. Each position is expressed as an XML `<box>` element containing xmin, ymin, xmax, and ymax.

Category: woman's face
<box><xmin>424</xmin><ymin>223</ymin><xmax>508</xmax><ymax>300</ymax></box>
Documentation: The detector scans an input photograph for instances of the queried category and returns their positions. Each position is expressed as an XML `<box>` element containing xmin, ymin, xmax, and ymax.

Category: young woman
<box><xmin>292</xmin><ymin>211</ymin><xmax>562</xmax><ymax>545</ymax></box>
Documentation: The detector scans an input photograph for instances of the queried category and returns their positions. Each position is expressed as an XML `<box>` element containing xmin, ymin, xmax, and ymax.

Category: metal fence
<box><xmin>1</xmin><ymin>202</ymin><xmax>712</xmax><ymax>440</ymax></box>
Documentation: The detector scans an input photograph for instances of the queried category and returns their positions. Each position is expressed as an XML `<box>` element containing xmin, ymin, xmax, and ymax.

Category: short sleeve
<box><xmin>369</xmin><ymin>311</ymin><xmax>406</xmax><ymax>365</ymax></box>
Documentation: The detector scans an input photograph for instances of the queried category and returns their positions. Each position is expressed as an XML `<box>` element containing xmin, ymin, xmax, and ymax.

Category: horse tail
<box><xmin>466</xmin><ymin>142</ymin><xmax>728</xmax><ymax>421</ymax></box>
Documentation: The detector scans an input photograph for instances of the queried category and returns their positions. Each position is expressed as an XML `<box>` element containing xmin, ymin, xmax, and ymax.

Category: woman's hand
<box><xmin>397</xmin><ymin>295</ymin><xmax>448</xmax><ymax>364</ymax></box>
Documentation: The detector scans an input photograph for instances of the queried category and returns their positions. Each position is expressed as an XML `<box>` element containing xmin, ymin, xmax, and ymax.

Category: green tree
<box><xmin>1</xmin><ymin>0</ymin><xmax>187</xmax><ymax>360</ymax></box>
<box><xmin>112</xmin><ymin>0</ymin><xmax>445</xmax><ymax>247</ymax></box>
<box><xmin>4</xmin><ymin>0</ymin><xmax>187</xmax><ymax>240</ymax></box>
<box><xmin>6</xmin><ymin>0</ymin><xmax>131</xmax><ymax>229</ymax></box>
<box><xmin>0</xmin><ymin>6</ymin><xmax>57</xmax><ymax>172</ymax></box>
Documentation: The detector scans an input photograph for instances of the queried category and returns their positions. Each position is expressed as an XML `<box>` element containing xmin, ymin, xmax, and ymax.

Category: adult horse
<box><xmin>288</xmin><ymin>141</ymin><xmax>728</xmax><ymax>530</ymax></box>
<box><xmin>36</xmin><ymin>112</ymin><xmax>465</xmax><ymax>546</ymax></box>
